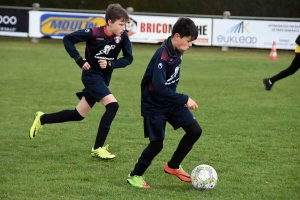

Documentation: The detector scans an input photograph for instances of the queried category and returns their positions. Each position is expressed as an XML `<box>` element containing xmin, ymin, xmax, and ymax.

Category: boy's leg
<box><xmin>130</xmin><ymin>140</ymin><xmax>164</xmax><ymax>176</ymax></box>
<box><xmin>29</xmin><ymin>97</ymin><xmax>94</xmax><ymax>139</ymax></box>
<box><xmin>263</xmin><ymin>53</ymin><xmax>300</xmax><ymax>90</ymax></box>
<box><xmin>164</xmin><ymin>107</ymin><xmax>202</xmax><ymax>182</ymax></box>
<box><xmin>127</xmin><ymin>140</ymin><xmax>163</xmax><ymax>188</ymax></box>
<box><xmin>167</xmin><ymin>121</ymin><xmax>202</xmax><ymax>169</ymax></box>
<box><xmin>127</xmin><ymin>115</ymin><xmax>165</xmax><ymax>188</ymax></box>
<box><xmin>164</xmin><ymin>122</ymin><xmax>202</xmax><ymax>182</ymax></box>
<box><xmin>42</xmin><ymin>96</ymin><xmax>93</xmax><ymax>124</ymax></box>
<box><xmin>270</xmin><ymin>53</ymin><xmax>300</xmax><ymax>83</ymax></box>
<box><xmin>91</xmin><ymin>94</ymin><xmax>118</xmax><ymax>159</ymax></box>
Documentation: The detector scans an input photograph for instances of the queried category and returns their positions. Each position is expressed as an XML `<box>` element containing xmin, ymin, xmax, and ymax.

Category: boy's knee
<box><xmin>184</xmin><ymin>122</ymin><xmax>202</xmax><ymax>140</ymax></box>
<box><xmin>192</xmin><ymin>127</ymin><xmax>202</xmax><ymax>140</ymax></box>
<box><xmin>106</xmin><ymin>102</ymin><xmax>119</xmax><ymax>113</ymax></box>
<box><xmin>150</xmin><ymin>140</ymin><xmax>163</xmax><ymax>150</ymax></box>
<box><xmin>74</xmin><ymin>109</ymin><xmax>85</xmax><ymax>121</ymax></box>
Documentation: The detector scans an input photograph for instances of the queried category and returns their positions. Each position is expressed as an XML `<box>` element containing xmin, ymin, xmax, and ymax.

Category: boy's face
<box><xmin>107</xmin><ymin>19</ymin><xmax>126</xmax><ymax>36</ymax></box>
<box><xmin>174</xmin><ymin>34</ymin><xmax>193</xmax><ymax>52</ymax></box>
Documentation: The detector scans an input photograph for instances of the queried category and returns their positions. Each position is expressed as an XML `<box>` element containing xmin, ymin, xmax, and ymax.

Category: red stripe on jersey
<box><xmin>104</xmin><ymin>26</ymin><xmax>112</xmax><ymax>37</ymax></box>
<box><xmin>148</xmin><ymin>82</ymin><xmax>153</xmax><ymax>90</ymax></box>
<box><xmin>161</xmin><ymin>49</ymin><xmax>168</xmax><ymax>62</ymax></box>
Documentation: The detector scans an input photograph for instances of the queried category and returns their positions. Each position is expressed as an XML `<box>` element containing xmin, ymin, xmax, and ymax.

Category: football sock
<box><xmin>93</xmin><ymin>102</ymin><xmax>119</xmax><ymax>149</ymax></box>
<box><xmin>270</xmin><ymin>54</ymin><xmax>300</xmax><ymax>83</ymax></box>
<box><xmin>40</xmin><ymin>109</ymin><xmax>84</xmax><ymax>125</ymax></box>
<box><xmin>131</xmin><ymin>140</ymin><xmax>163</xmax><ymax>176</ymax></box>
<box><xmin>168</xmin><ymin>122</ymin><xmax>202</xmax><ymax>169</ymax></box>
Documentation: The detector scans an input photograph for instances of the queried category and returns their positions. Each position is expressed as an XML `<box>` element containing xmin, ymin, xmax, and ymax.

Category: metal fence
<box><xmin>1</xmin><ymin>5</ymin><xmax>299</xmax><ymax>50</ymax></box>
<box><xmin>1</xmin><ymin>5</ymin><xmax>299</xmax><ymax>21</ymax></box>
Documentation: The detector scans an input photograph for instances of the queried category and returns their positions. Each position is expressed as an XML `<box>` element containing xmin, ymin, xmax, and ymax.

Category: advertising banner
<box><xmin>29</xmin><ymin>11</ymin><xmax>212</xmax><ymax>46</ymax></box>
<box><xmin>29</xmin><ymin>11</ymin><xmax>106</xmax><ymax>39</ymax></box>
<box><xmin>125</xmin><ymin>15</ymin><xmax>212</xmax><ymax>46</ymax></box>
<box><xmin>0</xmin><ymin>8</ymin><xmax>29</xmax><ymax>37</ymax></box>
<box><xmin>212</xmin><ymin>19</ymin><xmax>300</xmax><ymax>50</ymax></box>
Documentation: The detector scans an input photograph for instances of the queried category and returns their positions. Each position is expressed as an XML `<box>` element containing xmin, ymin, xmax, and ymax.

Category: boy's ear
<box><xmin>173</xmin><ymin>33</ymin><xmax>181</xmax><ymax>40</ymax></box>
<box><xmin>107</xmin><ymin>19</ymin><xmax>112</xmax><ymax>25</ymax></box>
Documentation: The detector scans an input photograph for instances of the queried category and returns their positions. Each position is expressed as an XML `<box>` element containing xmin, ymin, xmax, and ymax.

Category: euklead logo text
<box><xmin>40</xmin><ymin>14</ymin><xmax>105</xmax><ymax>36</ymax></box>
<box><xmin>217</xmin><ymin>36</ymin><xmax>257</xmax><ymax>44</ymax></box>
<box><xmin>217</xmin><ymin>21</ymin><xmax>257</xmax><ymax>44</ymax></box>
<box><xmin>0</xmin><ymin>15</ymin><xmax>17</xmax><ymax>25</ymax></box>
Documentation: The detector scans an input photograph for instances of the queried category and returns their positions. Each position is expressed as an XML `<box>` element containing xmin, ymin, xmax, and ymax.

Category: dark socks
<box><xmin>168</xmin><ymin>122</ymin><xmax>202</xmax><ymax>169</ymax></box>
<box><xmin>270</xmin><ymin>54</ymin><xmax>300</xmax><ymax>84</ymax></box>
<box><xmin>131</xmin><ymin>140</ymin><xmax>163</xmax><ymax>176</ymax></box>
<box><xmin>40</xmin><ymin>109</ymin><xmax>84</xmax><ymax>125</ymax></box>
<box><xmin>93</xmin><ymin>102</ymin><xmax>119</xmax><ymax>149</ymax></box>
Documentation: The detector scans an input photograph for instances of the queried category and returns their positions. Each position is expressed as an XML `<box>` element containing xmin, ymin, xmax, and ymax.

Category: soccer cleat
<box><xmin>263</xmin><ymin>78</ymin><xmax>273</xmax><ymax>91</ymax></box>
<box><xmin>164</xmin><ymin>163</ymin><xmax>191</xmax><ymax>182</ymax></box>
<box><xmin>29</xmin><ymin>111</ymin><xmax>44</xmax><ymax>139</ymax></box>
<box><xmin>127</xmin><ymin>174</ymin><xmax>150</xmax><ymax>189</ymax></box>
<box><xmin>91</xmin><ymin>144</ymin><xmax>116</xmax><ymax>160</ymax></box>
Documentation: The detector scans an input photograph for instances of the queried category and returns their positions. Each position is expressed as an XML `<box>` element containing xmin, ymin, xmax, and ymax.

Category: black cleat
<box><xmin>263</xmin><ymin>78</ymin><xmax>273</xmax><ymax>91</ymax></box>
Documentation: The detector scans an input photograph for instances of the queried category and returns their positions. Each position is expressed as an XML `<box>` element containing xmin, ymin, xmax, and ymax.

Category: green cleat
<box><xmin>29</xmin><ymin>111</ymin><xmax>44</xmax><ymax>139</ymax></box>
<box><xmin>127</xmin><ymin>174</ymin><xmax>150</xmax><ymax>189</ymax></box>
<box><xmin>91</xmin><ymin>144</ymin><xmax>116</xmax><ymax>160</ymax></box>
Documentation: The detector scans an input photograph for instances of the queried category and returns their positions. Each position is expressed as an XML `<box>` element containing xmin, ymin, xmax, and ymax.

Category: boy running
<box><xmin>29</xmin><ymin>4</ymin><xmax>133</xmax><ymax>160</ymax></box>
<box><xmin>127</xmin><ymin>17</ymin><xmax>202</xmax><ymax>188</ymax></box>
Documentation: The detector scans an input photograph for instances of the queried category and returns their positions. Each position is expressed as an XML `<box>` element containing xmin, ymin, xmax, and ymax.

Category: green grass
<box><xmin>0</xmin><ymin>37</ymin><xmax>299</xmax><ymax>200</ymax></box>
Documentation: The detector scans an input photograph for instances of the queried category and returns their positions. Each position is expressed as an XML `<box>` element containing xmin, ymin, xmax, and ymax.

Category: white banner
<box><xmin>212</xmin><ymin>19</ymin><xmax>300</xmax><ymax>50</ymax></box>
<box><xmin>126</xmin><ymin>15</ymin><xmax>212</xmax><ymax>46</ymax></box>
<box><xmin>29</xmin><ymin>11</ymin><xmax>212</xmax><ymax>46</ymax></box>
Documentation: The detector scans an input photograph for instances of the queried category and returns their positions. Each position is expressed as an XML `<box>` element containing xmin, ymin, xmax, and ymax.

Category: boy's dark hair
<box><xmin>172</xmin><ymin>17</ymin><xmax>198</xmax><ymax>40</ymax></box>
<box><xmin>105</xmin><ymin>4</ymin><xmax>129</xmax><ymax>24</ymax></box>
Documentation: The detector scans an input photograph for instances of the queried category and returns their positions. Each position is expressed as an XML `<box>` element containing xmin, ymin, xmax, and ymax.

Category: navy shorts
<box><xmin>143</xmin><ymin>106</ymin><xmax>197</xmax><ymax>141</ymax></box>
<box><xmin>76</xmin><ymin>71</ymin><xmax>111</xmax><ymax>106</ymax></box>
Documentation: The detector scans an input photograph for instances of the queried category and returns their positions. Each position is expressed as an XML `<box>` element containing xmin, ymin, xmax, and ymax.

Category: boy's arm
<box><xmin>151</xmin><ymin>54</ymin><xmax>189</xmax><ymax>105</ymax></box>
<box><xmin>110</xmin><ymin>32</ymin><xmax>133</xmax><ymax>69</ymax></box>
<box><xmin>295</xmin><ymin>34</ymin><xmax>300</xmax><ymax>46</ymax></box>
<box><xmin>63</xmin><ymin>28</ymin><xmax>93</xmax><ymax>62</ymax></box>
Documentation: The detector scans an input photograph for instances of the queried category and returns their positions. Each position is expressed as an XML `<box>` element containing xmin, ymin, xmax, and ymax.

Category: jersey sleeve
<box><xmin>63</xmin><ymin>28</ymin><xmax>93</xmax><ymax>61</ymax></box>
<box><xmin>151</xmin><ymin>50</ymin><xmax>189</xmax><ymax>105</ymax></box>
<box><xmin>295</xmin><ymin>34</ymin><xmax>300</xmax><ymax>46</ymax></box>
<box><xmin>111</xmin><ymin>32</ymin><xmax>133</xmax><ymax>69</ymax></box>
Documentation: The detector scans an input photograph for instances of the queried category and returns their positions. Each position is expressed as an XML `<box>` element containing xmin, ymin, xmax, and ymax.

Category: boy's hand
<box><xmin>98</xmin><ymin>60</ymin><xmax>108</xmax><ymax>69</ymax></box>
<box><xmin>82</xmin><ymin>62</ymin><xmax>91</xmax><ymax>70</ymax></box>
<box><xmin>76</xmin><ymin>57</ymin><xmax>90</xmax><ymax>70</ymax></box>
<box><xmin>186</xmin><ymin>98</ymin><xmax>198</xmax><ymax>111</ymax></box>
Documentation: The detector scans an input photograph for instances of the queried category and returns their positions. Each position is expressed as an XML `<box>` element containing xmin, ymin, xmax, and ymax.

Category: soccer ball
<box><xmin>191</xmin><ymin>164</ymin><xmax>218</xmax><ymax>190</ymax></box>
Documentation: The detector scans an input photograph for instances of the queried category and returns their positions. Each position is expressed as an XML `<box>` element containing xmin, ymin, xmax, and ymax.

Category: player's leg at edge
<box><xmin>29</xmin><ymin>97</ymin><xmax>91</xmax><ymax>139</ymax></box>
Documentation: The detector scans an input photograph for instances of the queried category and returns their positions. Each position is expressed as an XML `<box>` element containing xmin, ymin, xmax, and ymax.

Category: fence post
<box><xmin>222</xmin><ymin>11</ymin><xmax>231</xmax><ymax>51</ymax></box>
<box><xmin>31</xmin><ymin>3</ymin><xmax>40</xmax><ymax>43</ymax></box>
<box><xmin>126</xmin><ymin>7</ymin><xmax>134</xmax><ymax>14</ymax></box>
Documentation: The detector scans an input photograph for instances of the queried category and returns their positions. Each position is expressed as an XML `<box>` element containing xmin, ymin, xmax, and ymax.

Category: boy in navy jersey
<box><xmin>29</xmin><ymin>4</ymin><xmax>133</xmax><ymax>159</ymax></box>
<box><xmin>263</xmin><ymin>34</ymin><xmax>300</xmax><ymax>90</ymax></box>
<box><xmin>127</xmin><ymin>17</ymin><xmax>202</xmax><ymax>188</ymax></box>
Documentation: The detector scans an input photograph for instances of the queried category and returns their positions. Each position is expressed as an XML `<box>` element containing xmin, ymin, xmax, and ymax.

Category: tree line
<box><xmin>1</xmin><ymin>0</ymin><xmax>300</xmax><ymax>18</ymax></box>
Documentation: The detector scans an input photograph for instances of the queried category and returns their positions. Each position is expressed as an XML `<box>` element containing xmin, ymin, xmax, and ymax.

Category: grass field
<box><xmin>0</xmin><ymin>37</ymin><xmax>299</xmax><ymax>200</ymax></box>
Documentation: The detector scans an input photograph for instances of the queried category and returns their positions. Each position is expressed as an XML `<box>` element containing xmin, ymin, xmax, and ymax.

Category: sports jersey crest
<box><xmin>114</xmin><ymin>36</ymin><xmax>121</xmax><ymax>43</ymax></box>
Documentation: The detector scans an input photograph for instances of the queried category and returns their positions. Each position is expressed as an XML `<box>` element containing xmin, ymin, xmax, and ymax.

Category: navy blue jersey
<box><xmin>141</xmin><ymin>37</ymin><xmax>189</xmax><ymax>116</ymax></box>
<box><xmin>296</xmin><ymin>34</ymin><xmax>300</xmax><ymax>46</ymax></box>
<box><xmin>63</xmin><ymin>26</ymin><xmax>133</xmax><ymax>85</ymax></box>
